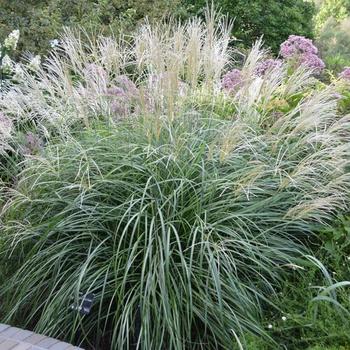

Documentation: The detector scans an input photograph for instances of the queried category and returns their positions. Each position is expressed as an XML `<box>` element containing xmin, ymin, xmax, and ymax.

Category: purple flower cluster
<box><xmin>300</xmin><ymin>53</ymin><xmax>325</xmax><ymax>74</ymax></box>
<box><xmin>221</xmin><ymin>69</ymin><xmax>242</xmax><ymax>93</ymax></box>
<box><xmin>339</xmin><ymin>67</ymin><xmax>350</xmax><ymax>81</ymax></box>
<box><xmin>255</xmin><ymin>59</ymin><xmax>282</xmax><ymax>76</ymax></box>
<box><xmin>106</xmin><ymin>75</ymin><xmax>140</xmax><ymax>117</ymax></box>
<box><xmin>115</xmin><ymin>75</ymin><xmax>139</xmax><ymax>96</ymax></box>
<box><xmin>279</xmin><ymin>35</ymin><xmax>325</xmax><ymax>74</ymax></box>
<box><xmin>280</xmin><ymin>35</ymin><xmax>318</xmax><ymax>58</ymax></box>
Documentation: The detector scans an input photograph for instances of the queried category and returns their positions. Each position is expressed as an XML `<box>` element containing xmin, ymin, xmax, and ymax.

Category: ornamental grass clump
<box><xmin>1</xmin><ymin>11</ymin><xmax>350</xmax><ymax>350</ymax></box>
<box><xmin>2</xmin><ymin>108</ymin><xmax>350</xmax><ymax>349</ymax></box>
<box><xmin>0</xmin><ymin>9</ymin><xmax>232</xmax><ymax>133</ymax></box>
<box><xmin>2</xmin><ymin>97</ymin><xmax>350</xmax><ymax>349</ymax></box>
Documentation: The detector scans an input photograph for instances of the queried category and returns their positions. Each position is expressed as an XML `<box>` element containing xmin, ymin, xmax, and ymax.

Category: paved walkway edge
<box><xmin>0</xmin><ymin>324</ymin><xmax>84</xmax><ymax>350</ymax></box>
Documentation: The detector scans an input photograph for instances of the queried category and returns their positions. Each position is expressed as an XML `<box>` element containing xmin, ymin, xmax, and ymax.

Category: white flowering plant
<box><xmin>0</xmin><ymin>29</ymin><xmax>20</xmax><ymax>85</ymax></box>
<box><xmin>0</xmin><ymin>30</ymin><xmax>44</xmax><ymax>87</ymax></box>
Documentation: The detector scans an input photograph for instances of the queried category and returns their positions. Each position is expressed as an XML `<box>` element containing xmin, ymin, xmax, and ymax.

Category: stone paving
<box><xmin>0</xmin><ymin>324</ymin><xmax>84</xmax><ymax>350</ymax></box>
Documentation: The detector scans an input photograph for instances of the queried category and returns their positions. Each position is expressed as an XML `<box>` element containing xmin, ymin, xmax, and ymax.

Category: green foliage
<box><xmin>0</xmin><ymin>117</ymin><xmax>299</xmax><ymax>348</ymax></box>
<box><xmin>245</xmin><ymin>247</ymin><xmax>350</xmax><ymax>349</ymax></box>
<box><xmin>0</xmin><ymin>0</ymin><xmax>62</xmax><ymax>56</ymax></box>
<box><xmin>0</xmin><ymin>0</ymin><xmax>180</xmax><ymax>56</ymax></box>
<box><xmin>1</xmin><ymin>108</ymin><xmax>348</xmax><ymax>348</ymax></box>
<box><xmin>335</xmin><ymin>78</ymin><xmax>350</xmax><ymax>114</ymax></box>
<box><xmin>0</xmin><ymin>13</ymin><xmax>350</xmax><ymax>350</ymax></box>
<box><xmin>317</xmin><ymin>18</ymin><xmax>350</xmax><ymax>74</ymax></box>
<box><xmin>320</xmin><ymin>216</ymin><xmax>350</xmax><ymax>272</ymax></box>
<box><xmin>0</xmin><ymin>0</ymin><xmax>315</xmax><ymax>57</ymax></box>
<box><xmin>314</xmin><ymin>0</ymin><xmax>349</xmax><ymax>32</ymax></box>
<box><xmin>338</xmin><ymin>90</ymin><xmax>350</xmax><ymax>114</ymax></box>
<box><xmin>179</xmin><ymin>0</ymin><xmax>315</xmax><ymax>53</ymax></box>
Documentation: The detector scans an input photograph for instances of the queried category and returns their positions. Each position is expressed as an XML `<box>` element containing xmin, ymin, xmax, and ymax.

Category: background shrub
<box><xmin>314</xmin><ymin>0</ymin><xmax>350</xmax><ymax>32</ymax></box>
<box><xmin>178</xmin><ymin>0</ymin><xmax>315</xmax><ymax>53</ymax></box>
<box><xmin>0</xmin><ymin>0</ymin><xmax>315</xmax><ymax>57</ymax></box>
<box><xmin>0</xmin><ymin>0</ymin><xmax>180</xmax><ymax>56</ymax></box>
<box><xmin>314</xmin><ymin>0</ymin><xmax>350</xmax><ymax>74</ymax></box>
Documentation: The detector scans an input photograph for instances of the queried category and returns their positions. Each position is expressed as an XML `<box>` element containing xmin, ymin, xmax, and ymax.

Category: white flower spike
<box><xmin>1</xmin><ymin>55</ymin><xmax>14</xmax><ymax>74</ymax></box>
<box><xmin>4</xmin><ymin>29</ymin><xmax>20</xmax><ymax>51</ymax></box>
<box><xmin>28</xmin><ymin>55</ymin><xmax>41</xmax><ymax>71</ymax></box>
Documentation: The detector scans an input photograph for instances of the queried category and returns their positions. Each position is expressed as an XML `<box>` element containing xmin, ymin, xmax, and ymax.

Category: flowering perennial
<box><xmin>255</xmin><ymin>59</ymin><xmax>282</xmax><ymax>76</ymax></box>
<box><xmin>13</xmin><ymin>64</ymin><xmax>24</xmax><ymax>81</ymax></box>
<box><xmin>49</xmin><ymin>39</ymin><xmax>60</xmax><ymax>48</ymax></box>
<box><xmin>21</xmin><ymin>132</ymin><xmax>43</xmax><ymax>155</ymax></box>
<box><xmin>221</xmin><ymin>69</ymin><xmax>242</xmax><ymax>92</ymax></box>
<box><xmin>3</xmin><ymin>30</ymin><xmax>20</xmax><ymax>51</ymax></box>
<box><xmin>280</xmin><ymin>35</ymin><xmax>325</xmax><ymax>74</ymax></box>
<box><xmin>28</xmin><ymin>55</ymin><xmax>41</xmax><ymax>72</ymax></box>
<box><xmin>280</xmin><ymin>35</ymin><xmax>318</xmax><ymax>58</ymax></box>
<box><xmin>1</xmin><ymin>55</ymin><xmax>13</xmax><ymax>74</ymax></box>
<box><xmin>340</xmin><ymin>67</ymin><xmax>350</xmax><ymax>81</ymax></box>
<box><xmin>107</xmin><ymin>76</ymin><xmax>140</xmax><ymax>117</ymax></box>
<box><xmin>300</xmin><ymin>53</ymin><xmax>325</xmax><ymax>74</ymax></box>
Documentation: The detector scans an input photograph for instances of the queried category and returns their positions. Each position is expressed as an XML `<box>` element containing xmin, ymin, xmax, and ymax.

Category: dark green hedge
<box><xmin>0</xmin><ymin>0</ymin><xmax>315</xmax><ymax>56</ymax></box>
<box><xmin>178</xmin><ymin>0</ymin><xmax>315</xmax><ymax>53</ymax></box>
<box><xmin>0</xmin><ymin>0</ymin><xmax>180</xmax><ymax>56</ymax></box>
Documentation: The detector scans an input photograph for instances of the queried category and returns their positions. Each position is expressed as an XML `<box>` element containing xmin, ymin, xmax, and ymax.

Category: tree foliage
<box><xmin>0</xmin><ymin>0</ymin><xmax>315</xmax><ymax>57</ymax></box>
<box><xmin>317</xmin><ymin>17</ymin><xmax>350</xmax><ymax>73</ymax></box>
<box><xmin>0</xmin><ymin>0</ymin><xmax>180</xmax><ymax>56</ymax></box>
<box><xmin>314</xmin><ymin>0</ymin><xmax>349</xmax><ymax>32</ymax></box>
<box><xmin>179</xmin><ymin>0</ymin><xmax>315</xmax><ymax>53</ymax></box>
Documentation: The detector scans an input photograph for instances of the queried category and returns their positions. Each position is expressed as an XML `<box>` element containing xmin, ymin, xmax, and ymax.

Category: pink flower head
<box><xmin>280</xmin><ymin>35</ymin><xmax>318</xmax><ymax>59</ymax></box>
<box><xmin>110</xmin><ymin>100</ymin><xmax>129</xmax><ymax>116</ymax></box>
<box><xmin>300</xmin><ymin>53</ymin><xmax>325</xmax><ymax>74</ymax></box>
<box><xmin>107</xmin><ymin>76</ymin><xmax>139</xmax><ymax>98</ymax></box>
<box><xmin>339</xmin><ymin>67</ymin><xmax>350</xmax><ymax>81</ymax></box>
<box><xmin>255</xmin><ymin>59</ymin><xmax>283</xmax><ymax>76</ymax></box>
<box><xmin>115</xmin><ymin>75</ymin><xmax>139</xmax><ymax>96</ymax></box>
<box><xmin>222</xmin><ymin>69</ymin><xmax>242</xmax><ymax>93</ymax></box>
<box><xmin>107</xmin><ymin>87</ymin><xmax>129</xmax><ymax>117</ymax></box>
<box><xmin>107</xmin><ymin>76</ymin><xmax>140</xmax><ymax>118</ymax></box>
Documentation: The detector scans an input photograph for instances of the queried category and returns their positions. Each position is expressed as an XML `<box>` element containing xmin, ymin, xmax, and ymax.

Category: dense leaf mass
<box><xmin>179</xmin><ymin>0</ymin><xmax>315</xmax><ymax>53</ymax></box>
